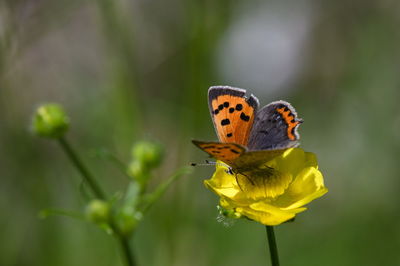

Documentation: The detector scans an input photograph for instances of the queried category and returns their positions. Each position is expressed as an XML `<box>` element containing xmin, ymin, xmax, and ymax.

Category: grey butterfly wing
<box><xmin>230</xmin><ymin>149</ymin><xmax>286</xmax><ymax>170</ymax></box>
<box><xmin>247</xmin><ymin>101</ymin><xmax>302</xmax><ymax>151</ymax></box>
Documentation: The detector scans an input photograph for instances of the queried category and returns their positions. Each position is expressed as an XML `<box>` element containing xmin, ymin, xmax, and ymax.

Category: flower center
<box><xmin>234</xmin><ymin>166</ymin><xmax>293</xmax><ymax>200</ymax></box>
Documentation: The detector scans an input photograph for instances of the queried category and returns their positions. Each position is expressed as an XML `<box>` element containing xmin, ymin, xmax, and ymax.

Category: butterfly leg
<box><xmin>241</xmin><ymin>172</ymin><xmax>256</xmax><ymax>186</ymax></box>
<box><xmin>234</xmin><ymin>173</ymin><xmax>245</xmax><ymax>191</ymax></box>
<box><xmin>233</xmin><ymin>170</ymin><xmax>256</xmax><ymax>190</ymax></box>
<box><xmin>225</xmin><ymin>169</ymin><xmax>246</xmax><ymax>191</ymax></box>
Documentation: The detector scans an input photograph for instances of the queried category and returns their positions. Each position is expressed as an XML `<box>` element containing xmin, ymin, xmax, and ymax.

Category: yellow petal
<box><xmin>274</xmin><ymin>167</ymin><xmax>328</xmax><ymax>209</ymax></box>
<box><xmin>204</xmin><ymin>163</ymin><xmax>250</xmax><ymax>203</ymax></box>
<box><xmin>266</xmin><ymin>148</ymin><xmax>314</xmax><ymax>176</ymax></box>
<box><xmin>241</xmin><ymin>202</ymin><xmax>297</xmax><ymax>226</ymax></box>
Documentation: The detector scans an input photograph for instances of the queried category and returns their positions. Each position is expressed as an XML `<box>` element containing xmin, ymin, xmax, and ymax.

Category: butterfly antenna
<box><xmin>190</xmin><ymin>160</ymin><xmax>217</xmax><ymax>167</ymax></box>
<box><xmin>190</xmin><ymin>160</ymin><xmax>231</xmax><ymax>169</ymax></box>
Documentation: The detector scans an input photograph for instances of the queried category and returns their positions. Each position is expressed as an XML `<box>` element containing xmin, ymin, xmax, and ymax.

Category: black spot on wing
<box><xmin>240</xmin><ymin>112</ymin><xmax>250</xmax><ymax>122</ymax></box>
<box><xmin>227</xmin><ymin>133</ymin><xmax>233</xmax><ymax>137</ymax></box>
<box><xmin>230</xmin><ymin>149</ymin><xmax>240</xmax><ymax>154</ymax></box>
<box><xmin>221</xmin><ymin>119</ymin><xmax>230</xmax><ymax>126</ymax></box>
<box><xmin>236</xmin><ymin>104</ymin><xmax>243</xmax><ymax>111</ymax></box>
<box><xmin>203</xmin><ymin>145</ymin><xmax>216</xmax><ymax>149</ymax></box>
<box><xmin>223</xmin><ymin>102</ymin><xmax>229</xmax><ymax>107</ymax></box>
<box><xmin>218</xmin><ymin>104</ymin><xmax>224</xmax><ymax>110</ymax></box>
<box><xmin>229</xmin><ymin>107</ymin><xmax>235</xmax><ymax>113</ymax></box>
<box><xmin>214</xmin><ymin>109</ymin><xmax>219</xmax><ymax>115</ymax></box>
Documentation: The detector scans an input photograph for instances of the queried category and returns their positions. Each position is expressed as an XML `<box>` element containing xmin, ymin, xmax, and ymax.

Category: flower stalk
<box><xmin>119</xmin><ymin>236</ymin><xmax>136</xmax><ymax>266</ymax></box>
<box><xmin>58</xmin><ymin>137</ymin><xmax>107</xmax><ymax>200</ymax></box>
<box><xmin>266</xmin><ymin>226</ymin><xmax>280</xmax><ymax>266</ymax></box>
<box><xmin>58</xmin><ymin>136</ymin><xmax>135</xmax><ymax>266</ymax></box>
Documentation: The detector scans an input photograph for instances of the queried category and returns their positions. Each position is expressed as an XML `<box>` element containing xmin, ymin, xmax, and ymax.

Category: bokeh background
<box><xmin>1</xmin><ymin>0</ymin><xmax>400</xmax><ymax>265</ymax></box>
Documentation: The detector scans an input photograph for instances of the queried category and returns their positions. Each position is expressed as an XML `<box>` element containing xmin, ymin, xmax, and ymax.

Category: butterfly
<box><xmin>192</xmin><ymin>86</ymin><xmax>303</xmax><ymax>181</ymax></box>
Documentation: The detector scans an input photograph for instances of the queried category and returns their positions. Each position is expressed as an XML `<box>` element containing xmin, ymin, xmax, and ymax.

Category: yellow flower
<box><xmin>204</xmin><ymin>148</ymin><xmax>328</xmax><ymax>226</ymax></box>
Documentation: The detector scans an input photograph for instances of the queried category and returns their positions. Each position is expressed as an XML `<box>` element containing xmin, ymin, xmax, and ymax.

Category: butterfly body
<box><xmin>193</xmin><ymin>86</ymin><xmax>303</xmax><ymax>178</ymax></box>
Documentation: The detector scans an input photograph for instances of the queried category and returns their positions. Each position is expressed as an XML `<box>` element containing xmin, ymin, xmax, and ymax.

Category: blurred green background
<box><xmin>1</xmin><ymin>0</ymin><xmax>400</xmax><ymax>265</ymax></box>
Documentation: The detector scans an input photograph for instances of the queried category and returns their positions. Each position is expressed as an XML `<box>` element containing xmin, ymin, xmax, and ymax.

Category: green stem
<box><xmin>266</xmin><ymin>226</ymin><xmax>280</xmax><ymax>266</ymax></box>
<box><xmin>118</xmin><ymin>235</ymin><xmax>135</xmax><ymax>266</ymax></box>
<box><xmin>141</xmin><ymin>166</ymin><xmax>192</xmax><ymax>214</ymax></box>
<box><xmin>39</xmin><ymin>208</ymin><xmax>85</xmax><ymax>221</ymax></box>
<box><xmin>58</xmin><ymin>136</ymin><xmax>136</xmax><ymax>266</ymax></box>
<box><xmin>58</xmin><ymin>137</ymin><xmax>107</xmax><ymax>200</ymax></box>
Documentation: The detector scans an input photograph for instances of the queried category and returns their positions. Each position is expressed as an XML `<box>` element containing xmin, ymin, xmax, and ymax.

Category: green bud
<box><xmin>127</xmin><ymin>160</ymin><xmax>146</xmax><ymax>179</ymax></box>
<box><xmin>127</xmin><ymin>161</ymin><xmax>152</xmax><ymax>188</ymax></box>
<box><xmin>131</xmin><ymin>141</ymin><xmax>163</xmax><ymax>169</ymax></box>
<box><xmin>217</xmin><ymin>205</ymin><xmax>241</xmax><ymax>219</ymax></box>
<box><xmin>115</xmin><ymin>207</ymin><xmax>142</xmax><ymax>236</ymax></box>
<box><xmin>85</xmin><ymin>199</ymin><xmax>110</xmax><ymax>224</ymax></box>
<box><xmin>32</xmin><ymin>104</ymin><xmax>69</xmax><ymax>138</ymax></box>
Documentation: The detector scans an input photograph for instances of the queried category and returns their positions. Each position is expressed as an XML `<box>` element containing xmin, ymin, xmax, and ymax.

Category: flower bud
<box><xmin>131</xmin><ymin>141</ymin><xmax>163</xmax><ymax>169</ymax></box>
<box><xmin>85</xmin><ymin>199</ymin><xmax>110</xmax><ymax>224</ymax></box>
<box><xmin>127</xmin><ymin>160</ymin><xmax>146</xmax><ymax>179</ymax></box>
<box><xmin>217</xmin><ymin>205</ymin><xmax>241</xmax><ymax>219</ymax></box>
<box><xmin>115</xmin><ymin>207</ymin><xmax>142</xmax><ymax>236</ymax></box>
<box><xmin>127</xmin><ymin>160</ymin><xmax>152</xmax><ymax>188</ymax></box>
<box><xmin>32</xmin><ymin>104</ymin><xmax>69</xmax><ymax>138</ymax></box>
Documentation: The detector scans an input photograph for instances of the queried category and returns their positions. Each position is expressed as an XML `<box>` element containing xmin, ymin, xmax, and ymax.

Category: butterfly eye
<box><xmin>225</xmin><ymin>168</ymin><xmax>234</xmax><ymax>175</ymax></box>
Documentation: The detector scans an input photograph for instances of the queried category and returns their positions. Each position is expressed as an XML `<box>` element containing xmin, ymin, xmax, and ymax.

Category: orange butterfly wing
<box><xmin>192</xmin><ymin>140</ymin><xmax>285</xmax><ymax>170</ymax></box>
<box><xmin>192</xmin><ymin>140</ymin><xmax>246</xmax><ymax>166</ymax></box>
<box><xmin>208</xmin><ymin>86</ymin><xmax>259</xmax><ymax>146</ymax></box>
